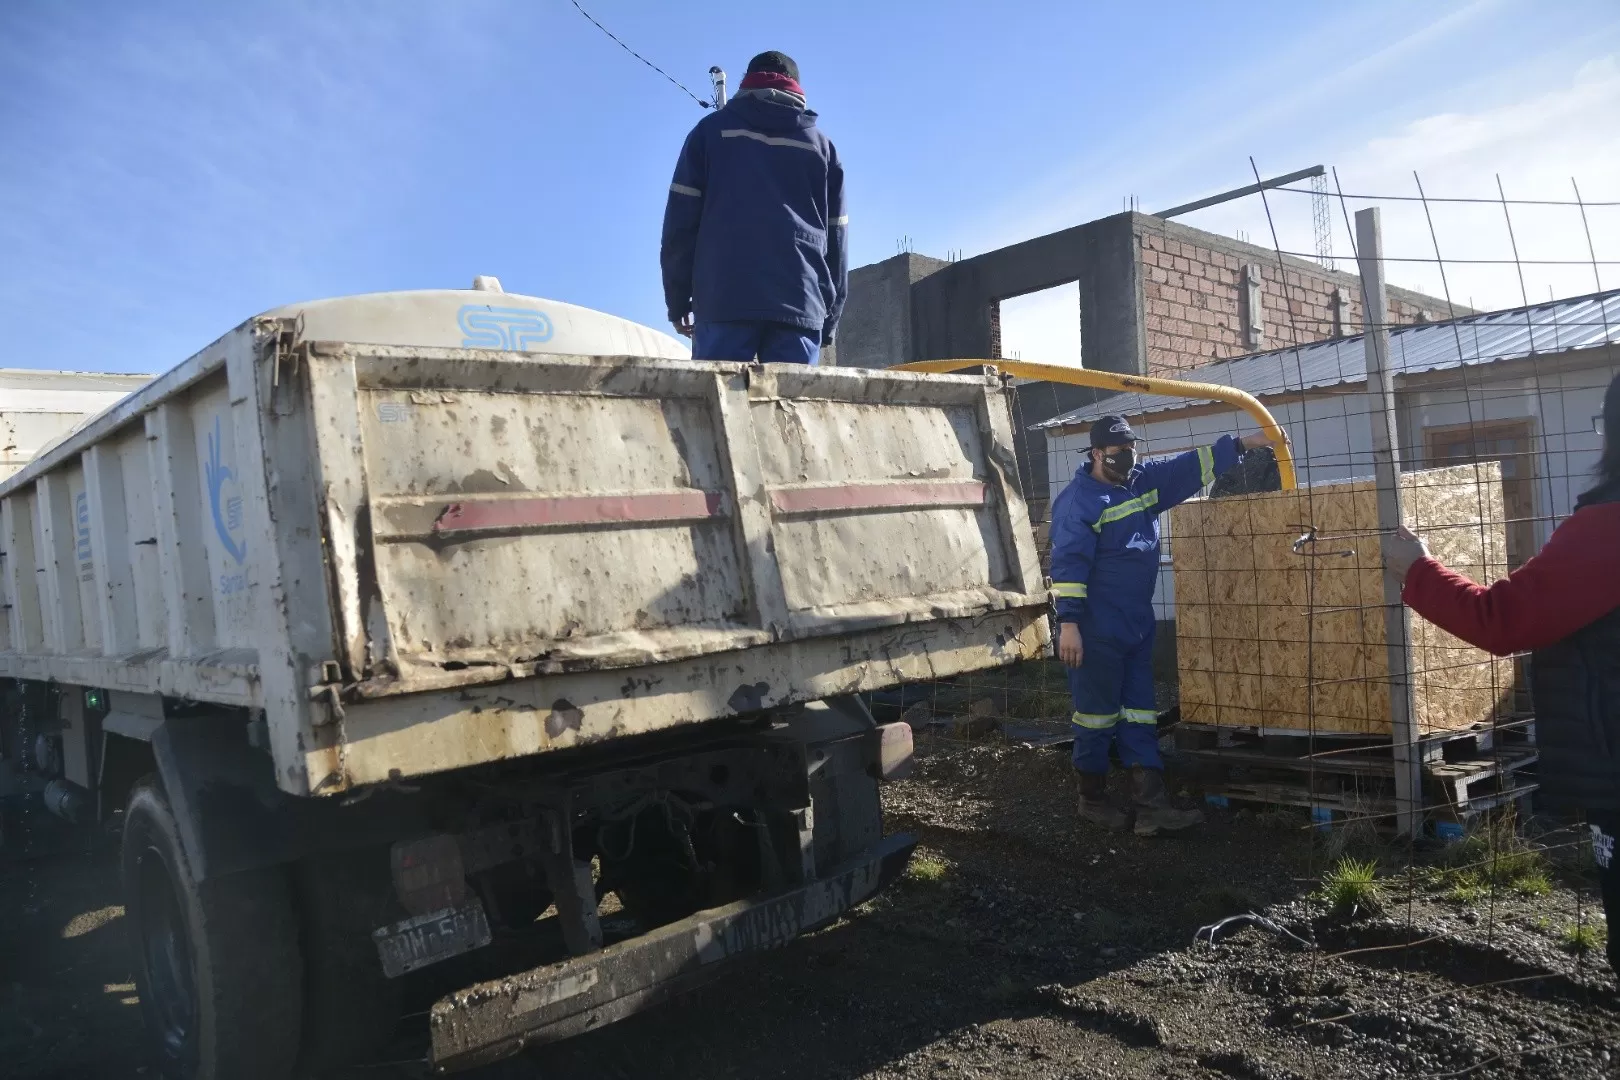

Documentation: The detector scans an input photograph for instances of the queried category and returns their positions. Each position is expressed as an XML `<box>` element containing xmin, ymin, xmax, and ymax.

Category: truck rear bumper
<box><xmin>427</xmin><ymin>832</ymin><xmax>917</xmax><ymax>1071</ymax></box>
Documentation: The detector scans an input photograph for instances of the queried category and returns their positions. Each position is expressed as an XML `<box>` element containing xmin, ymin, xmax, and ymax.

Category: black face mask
<box><xmin>1100</xmin><ymin>447</ymin><xmax>1137</xmax><ymax>480</ymax></box>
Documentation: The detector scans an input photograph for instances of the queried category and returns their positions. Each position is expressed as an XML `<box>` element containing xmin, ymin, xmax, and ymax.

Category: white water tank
<box><xmin>262</xmin><ymin>278</ymin><xmax>691</xmax><ymax>360</ymax></box>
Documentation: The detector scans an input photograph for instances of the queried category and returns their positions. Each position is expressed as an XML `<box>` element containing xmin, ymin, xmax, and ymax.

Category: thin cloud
<box><xmin>966</xmin><ymin>0</ymin><xmax>1506</xmax><ymax>255</ymax></box>
<box><xmin>1188</xmin><ymin>56</ymin><xmax>1620</xmax><ymax>311</ymax></box>
<box><xmin>999</xmin><ymin>55</ymin><xmax>1620</xmax><ymax>366</ymax></box>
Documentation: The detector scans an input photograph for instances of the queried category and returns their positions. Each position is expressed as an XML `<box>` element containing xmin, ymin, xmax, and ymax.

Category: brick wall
<box><xmin>1138</xmin><ymin>231</ymin><xmax>1440</xmax><ymax>376</ymax></box>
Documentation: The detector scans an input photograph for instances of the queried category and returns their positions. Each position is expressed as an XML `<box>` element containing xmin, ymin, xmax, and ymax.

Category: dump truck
<box><xmin>0</xmin><ymin>278</ymin><xmax>1049</xmax><ymax>1077</ymax></box>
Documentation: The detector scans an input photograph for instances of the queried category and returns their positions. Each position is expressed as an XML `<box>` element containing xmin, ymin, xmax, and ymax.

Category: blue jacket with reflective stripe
<box><xmin>1050</xmin><ymin>436</ymin><xmax>1242</xmax><ymax>643</ymax></box>
<box><xmin>660</xmin><ymin>95</ymin><xmax>848</xmax><ymax>340</ymax></box>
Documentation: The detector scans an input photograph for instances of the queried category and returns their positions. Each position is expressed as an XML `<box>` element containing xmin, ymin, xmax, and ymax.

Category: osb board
<box><xmin>1171</xmin><ymin>462</ymin><xmax>1516</xmax><ymax>736</ymax></box>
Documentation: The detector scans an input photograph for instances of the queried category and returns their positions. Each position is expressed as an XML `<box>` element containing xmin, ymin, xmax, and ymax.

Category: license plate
<box><xmin>373</xmin><ymin>901</ymin><xmax>492</xmax><ymax>978</ymax></box>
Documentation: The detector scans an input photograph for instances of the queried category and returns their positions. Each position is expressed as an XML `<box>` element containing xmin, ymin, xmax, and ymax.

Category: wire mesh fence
<box><xmin>874</xmin><ymin>170</ymin><xmax>1619</xmax><ymax>1076</ymax></box>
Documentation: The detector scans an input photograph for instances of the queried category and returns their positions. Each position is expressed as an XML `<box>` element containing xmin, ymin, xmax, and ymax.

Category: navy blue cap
<box><xmin>1089</xmin><ymin>415</ymin><xmax>1137</xmax><ymax>449</ymax></box>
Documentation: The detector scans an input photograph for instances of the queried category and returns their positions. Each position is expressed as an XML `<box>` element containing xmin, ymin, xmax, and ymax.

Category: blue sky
<box><xmin>2</xmin><ymin>0</ymin><xmax>1618</xmax><ymax>373</ymax></box>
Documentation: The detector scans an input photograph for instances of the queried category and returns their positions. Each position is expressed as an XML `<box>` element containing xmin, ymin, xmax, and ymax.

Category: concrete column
<box><xmin>825</xmin><ymin>253</ymin><xmax>948</xmax><ymax>368</ymax></box>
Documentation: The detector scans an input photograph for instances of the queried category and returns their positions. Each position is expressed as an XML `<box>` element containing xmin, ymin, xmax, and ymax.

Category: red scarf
<box><xmin>739</xmin><ymin>71</ymin><xmax>803</xmax><ymax>97</ymax></box>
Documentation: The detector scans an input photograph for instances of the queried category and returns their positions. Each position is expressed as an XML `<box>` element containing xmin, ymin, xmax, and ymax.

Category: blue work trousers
<box><xmin>1068</xmin><ymin>624</ymin><xmax>1161</xmax><ymax>772</ymax></box>
<box><xmin>693</xmin><ymin>320</ymin><xmax>820</xmax><ymax>365</ymax></box>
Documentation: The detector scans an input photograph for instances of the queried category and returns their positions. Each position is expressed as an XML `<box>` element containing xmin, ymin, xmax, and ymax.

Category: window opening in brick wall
<box><xmin>996</xmin><ymin>283</ymin><xmax>1082</xmax><ymax>366</ymax></box>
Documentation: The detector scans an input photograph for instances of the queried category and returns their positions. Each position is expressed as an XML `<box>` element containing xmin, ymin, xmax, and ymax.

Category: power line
<box><xmin>1267</xmin><ymin>250</ymin><xmax>1620</xmax><ymax>266</ymax></box>
<box><xmin>1271</xmin><ymin>184</ymin><xmax>1620</xmax><ymax>207</ymax></box>
<box><xmin>568</xmin><ymin>1</ymin><xmax>711</xmax><ymax>110</ymax></box>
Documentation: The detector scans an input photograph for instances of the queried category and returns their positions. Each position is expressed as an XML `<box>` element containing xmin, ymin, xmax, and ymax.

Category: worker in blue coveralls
<box><xmin>1051</xmin><ymin>414</ymin><xmax>1287</xmax><ymax>835</ymax></box>
<box><xmin>660</xmin><ymin>50</ymin><xmax>847</xmax><ymax>365</ymax></box>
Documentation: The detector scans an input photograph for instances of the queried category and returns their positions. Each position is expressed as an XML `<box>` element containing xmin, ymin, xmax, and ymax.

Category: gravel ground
<box><xmin>4</xmin><ymin>737</ymin><xmax>1617</xmax><ymax>1079</ymax></box>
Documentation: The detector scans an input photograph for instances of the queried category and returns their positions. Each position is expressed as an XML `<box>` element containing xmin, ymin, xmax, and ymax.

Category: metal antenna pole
<box><xmin>1356</xmin><ymin>207</ymin><xmax>1422</xmax><ymax>838</ymax></box>
<box><xmin>709</xmin><ymin>67</ymin><xmax>728</xmax><ymax>108</ymax></box>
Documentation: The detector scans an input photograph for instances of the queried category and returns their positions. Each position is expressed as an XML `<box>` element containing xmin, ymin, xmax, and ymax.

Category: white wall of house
<box><xmin>1406</xmin><ymin>366</ymin><xmax>1610</xmax><ymax>548</ymax></box>
<box><xmin>0</xmin><ymin>369</ymin><xmax>152</xmax><ymax>479</ymax></box>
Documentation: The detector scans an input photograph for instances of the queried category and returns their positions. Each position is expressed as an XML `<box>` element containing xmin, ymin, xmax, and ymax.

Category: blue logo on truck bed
<box><xmin>457</xmin><ymin>305</ymin><xmax>554</xmax><ymax>350</ymax></box>
<box><xmin>75</xmin><ymin>492</ymin><xmax>93</xmax><ymax>581</ymax></box>
<box><xmin>206</xmin><ymin>417</ymin><xmax>248</xmax><ymax>595</ymax></box>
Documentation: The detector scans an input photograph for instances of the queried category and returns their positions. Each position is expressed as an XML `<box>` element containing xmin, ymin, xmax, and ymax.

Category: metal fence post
<box><xmin>1356</xmin><ymin>206</ymin><xmax>1423</xmax><ymax>838</ymax></box>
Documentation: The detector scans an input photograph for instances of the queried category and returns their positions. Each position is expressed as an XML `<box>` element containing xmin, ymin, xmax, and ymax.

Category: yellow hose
<box><xmin>893</xmin><ymin>358</ymin><xmax>1297</xmax><ymax>490</ymax></box>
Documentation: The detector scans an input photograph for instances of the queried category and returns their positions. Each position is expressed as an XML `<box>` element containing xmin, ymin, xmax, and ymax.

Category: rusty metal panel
<box><xmin>115</xmin><ymin>430</ymin><xmax>165</xmax><ymax>650</ymax></box>
<box><xmin>35</xmin><ymin>471</ymin><xmax>85</xmax><ymax>654</ymax></box>
<box><xmin>311</xmin><ymin>346</ymin><xmax>1047</xmax><ymax>706</ymax></box>
<box><xmin>62</xmin><ymin>466</ymin><xmax>102</xmax><ymax>654</ymax></box>
<box><xmin>4</xmin><ymin>489</ymin><xmax>44</xmax><ymax>651</ymax></box>
<box><xmin>754</xmin><ymin>396</ymin><xmax>1013</xmax><ymax>612</ymax></box>
<box><xmin>357</xmin><ymin>379</ymin><xmax>750</xmax><ymax>671</ymax></box>
<box><xmin>322</xmin><ymin>608</ymin><xmax>1047</xmax><ymax>792</ymax></box>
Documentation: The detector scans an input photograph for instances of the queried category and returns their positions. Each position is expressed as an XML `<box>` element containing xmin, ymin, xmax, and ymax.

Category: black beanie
<box><xmin>747</xmin><ymin>51</ymin><xmax>799</xmax><ymax>82</ymax></box>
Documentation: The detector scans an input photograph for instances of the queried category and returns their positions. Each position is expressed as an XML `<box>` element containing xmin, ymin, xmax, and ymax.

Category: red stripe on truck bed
<box><xmin>431</xmin><ymin>491</ymin><xmax>726</xmax><ymax>534</ymax></box>
<box><xmin>769</xmin><ymin>480</ymin><xmax>986</xmax><ymax>515</ymax></box>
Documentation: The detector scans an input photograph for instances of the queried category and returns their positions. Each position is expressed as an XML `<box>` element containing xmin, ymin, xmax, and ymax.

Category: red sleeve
<box><xmin>1400</xmin><ymin>503</ymin><xmax>1620</xmax><ymax>656</ymax></box>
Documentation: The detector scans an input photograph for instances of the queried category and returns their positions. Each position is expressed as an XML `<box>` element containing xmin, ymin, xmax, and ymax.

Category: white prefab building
<box><xmin>1034</xmin><ymin>290</ymin><xmax>1620</xmax><ymax>628</ymax></box>
<box><xmin>1</xmin><ymin>369</ymin><xmax>155</xmax><ymax>480</ymax></box>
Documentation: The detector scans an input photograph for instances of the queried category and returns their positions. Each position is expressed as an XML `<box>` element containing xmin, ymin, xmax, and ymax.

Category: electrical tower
<box><xmin>1311</xmin><ymin>172</ymin><xmax>1334</xmax><ymax>270</ymax></box>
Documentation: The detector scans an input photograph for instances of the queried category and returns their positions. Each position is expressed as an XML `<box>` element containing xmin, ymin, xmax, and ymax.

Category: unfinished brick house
<box><xmin>831</xmin><ymin>210</ymin><xmax>1457</xmax><ymax>520</ymax></box>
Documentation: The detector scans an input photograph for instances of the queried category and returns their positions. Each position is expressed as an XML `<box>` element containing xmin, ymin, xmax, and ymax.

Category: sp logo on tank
<box><xmin>457</xmin><ymin>305</ymin><xmax>554</xmax><ymax>351</ymax></box>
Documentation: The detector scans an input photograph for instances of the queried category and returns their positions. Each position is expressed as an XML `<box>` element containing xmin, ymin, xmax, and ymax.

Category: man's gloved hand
<box><xmin>673</xmin><ymin>314</ymin><xmax>694</xmax><ymax>338</ymax></box>
<box><xmin>1058</xmin><ymin>622</ymin><xmax>1084</xmax><ymax>668</ymax></box>
<box><xmin>1384</xmin><ymin>524</ymin><xmax>1431</xmax><ymax>583</ymax></box>
<box><xmin>1241</xmin><ymin>429</ymin><xmax>1291</xmax><ymax>452</ymax></box>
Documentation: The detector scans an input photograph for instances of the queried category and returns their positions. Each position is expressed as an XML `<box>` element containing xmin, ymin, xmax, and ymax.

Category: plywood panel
<box><xmin>1169</xmin><ymin>463</ymin><xmax>1515</xmax><ymax>735</ymax></box>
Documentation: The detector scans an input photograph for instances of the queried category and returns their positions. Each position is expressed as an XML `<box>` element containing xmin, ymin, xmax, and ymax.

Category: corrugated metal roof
<box><xmin>1033</xmin><ymin>289</ymin><xmax>1620</xmax><ymax>431</ymax></box>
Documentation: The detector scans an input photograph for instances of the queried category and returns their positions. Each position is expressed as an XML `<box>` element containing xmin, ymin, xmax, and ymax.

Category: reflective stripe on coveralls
<box><xmin>1091</xmin><ymin>490</ymin><xmax>1160</xmax><ymax>532</ymax></box>
<box><xmin>1122</xmin><ymin>708</ymin><xmax>1158</xmax><ymax>725</ymax></box>
<box><xmin>1053</xmin><ymin>582</ymin><xmax>1088</xmax><ymax>598</ymax></box>
<box><xmin>1072</xmin><ymin>711</ymin><xmax>1120</xmax><ymax>729</ymax></box>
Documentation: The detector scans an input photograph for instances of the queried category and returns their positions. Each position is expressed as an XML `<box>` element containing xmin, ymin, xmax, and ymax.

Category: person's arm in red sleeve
<box><xmin>1400</xmin><ymin>503</ymin><xmax>1620</xmax><ymax>656</ymax></box>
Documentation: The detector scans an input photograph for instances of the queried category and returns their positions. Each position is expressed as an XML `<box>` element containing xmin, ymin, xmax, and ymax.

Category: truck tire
<box><xmin>121</xmin><ymin>777</ymin><xmax>302</xmax><ymax>1080</ymax></box>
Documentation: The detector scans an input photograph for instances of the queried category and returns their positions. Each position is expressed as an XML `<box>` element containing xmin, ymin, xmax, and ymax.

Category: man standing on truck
<box><xmin>660</xmin><ymin>50</ymin><xmax>847</xmax><ymax>365</ymax></box>
<box><xmin>1051</xmin><ymin>416</ymin><xmax>1286</xmax><ymax>835</ymax></box>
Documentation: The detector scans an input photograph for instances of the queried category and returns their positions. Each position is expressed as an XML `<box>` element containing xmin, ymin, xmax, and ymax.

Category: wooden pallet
<box><xmin>1172</xmin><ymin>719</ymin><xmax>1539</xmax><ymax>825</ymax></box>
<box><xmin>1172</xmin><ymin>717</ymin><xmax>1535</xmax><ymax>766</ymax></box>
<box><xmin>1428</xmin><ymin>746</ymin><xmax>1539</xmax><ymax>815</ymax></box>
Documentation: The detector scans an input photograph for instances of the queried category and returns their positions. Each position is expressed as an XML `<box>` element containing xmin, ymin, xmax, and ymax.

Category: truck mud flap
<box><xmin>428</xmin><ymin>832</ymin><xmax>916</xmax><ymax>1071</ymax></box>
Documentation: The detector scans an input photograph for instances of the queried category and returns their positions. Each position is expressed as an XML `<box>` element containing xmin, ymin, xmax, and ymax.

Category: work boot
<box><xmin>1077</xmin><ymin>771</ymin><xmax>1127</xmax><ymax>831</ymax></box>
<box><xmin>1130</xmin><ymin>767</ymin><xmax>1203</xmax><ymax>836</ymax></box>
